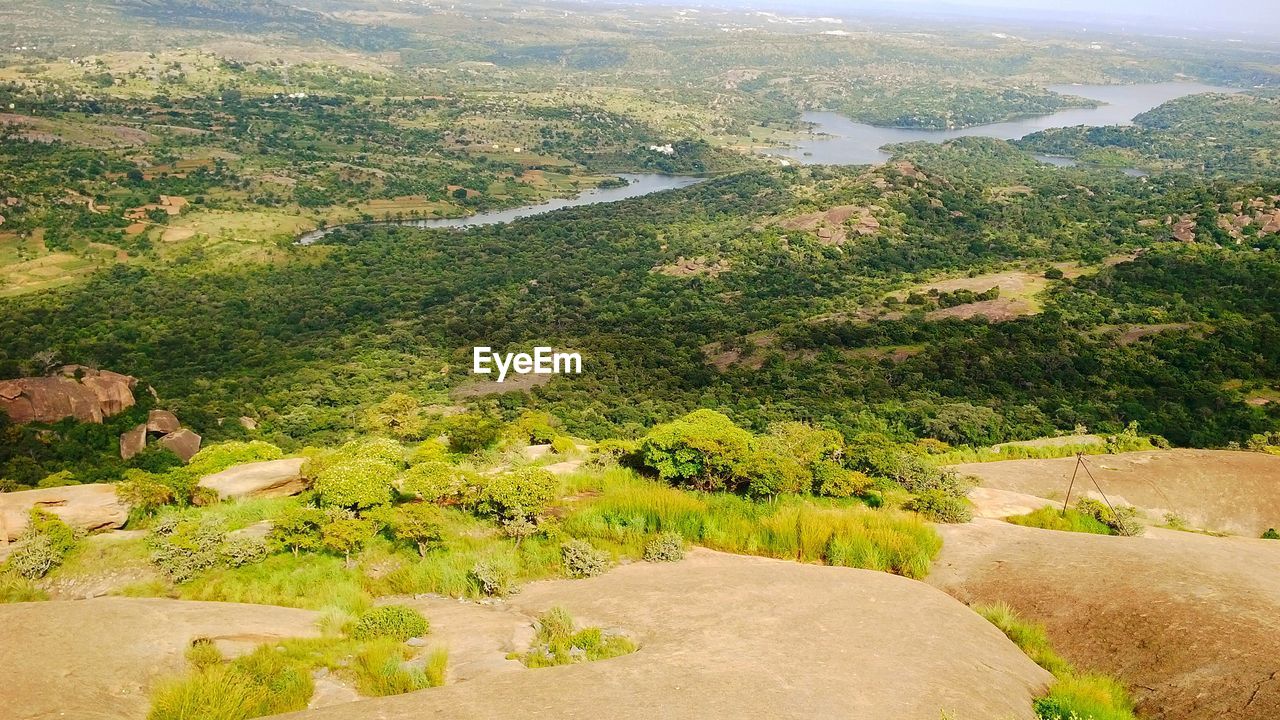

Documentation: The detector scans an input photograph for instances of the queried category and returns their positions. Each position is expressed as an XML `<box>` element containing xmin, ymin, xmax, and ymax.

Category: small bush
<box><xmin>1034</xmin><ymin>674</ymin><xmax>1136</xmax><ymax>720</ymax></box>
<box><xmin>469</xmin><ymin>559</ymin><xmax>514</xmax><ymax>597</ymax></box>
<box><xmin>352</xmin><ymin>605</ymin><xmax>429</xmax><ymax>641</ymax></box>
<box><xmin>399</xmin><ymin>462</ymin><xmax>474</xmax><ymax>505</ymax></box>
<box><xmin>1076</xmin><ymin>498</ymin><xmax>1144</xmax><ymax>536</ymax></box>
<box><xmin>477</xmin><ymin>467</ymin><xmax>557</xmax><ymax>520</ymax></box>
<box><xmin>639</xmin><ymin>409</ymin><xmax>753</xmax><ymax>491</ymax></box>
<box><xmin>0</xmin><ymin>572</ymin><xmax>49</xmax><ymax>603</ymax></box>
<box><xmin>642</xmin><ymin>532</ymin><xmax>685</xmax><ymax>562</ymax></box>
<box><xmin>390</xmin><ymin>503</ymin><xmax>445</xmax><ymax>557</ymax></box>
<box><xmin>267</xmin><ymin>507</ymin><xmax>326</xmax><ymax>556</ymax></box>
<box><xmin>149</xmin><ymin>515</ymin><xmax>228</xmax><ymax>583</ymax></box>
<box><xmin>550</xmin><ymin>436</ymin><xmax>577</xmax><ymax>456</ymax></box>
<box><xmin>9</xmin><ymin>509</ymin><xmax>78</xmax><ymax>579</ymax></box>
<box><xmin>352</xmin><ymin>639</ymin><xmax>443</xmax><ymax>696</ymax></box>
<box><xmin>117</xmin><ymin>471</ymin><xmax>177</xmax><ymax>514</ymax></box>
<box><xmin>1262</xmin><ymin>528</ymin><xmax>1279</xmax><ymax>540</ymax></box>
<box><xmin>561</xmin><ymin>539</ymin><xmax>609</xmax><ymax>578</ymax></box>
<box><xmin>185</xmin><ymin>441</ymin><xmax>284</xmax><ymax>479</ymax></box>
<box><xmin>905</xmin><ymin>489</ymin><xmax>973</xmax><ymax>523</ymax></box>
<box><xmin>340</xmin><ymin>437</ymin><xmax>407</xmax><ymax>468</ymax></box>
<box><xmin>1008</xmin><ymin>506</ymin><xmax>1113</xmax><ymax>535</ymax></box>
<box><xmin>515</xmin><ymin>607</ymin><xmax>636</xmax><ymax>668</ymax></box>
<box><xmin>220</xmin><ymin>536</ymin><xmax>269</xmax><ymax>568</ymax></box>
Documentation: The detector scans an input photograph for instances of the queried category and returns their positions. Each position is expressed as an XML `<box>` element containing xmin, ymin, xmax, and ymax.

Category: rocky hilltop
<box><xmin>0</xmin><ymin>366</ymin><xmax>136</xmax><ymax>424</ymax></box>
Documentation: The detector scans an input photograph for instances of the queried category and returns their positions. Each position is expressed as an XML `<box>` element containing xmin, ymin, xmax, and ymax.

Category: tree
<box><xmin>322</xmin><ymin>517</ymin><xmax>373</xmax><ymax>567</ymax></box>
<box><xmin>362</xmin><ymin>393</ymin><xmax>429</xmax><ymax>440</ymax></box>
<box><xmin>391</xmin><ymin>503</ymin><xmax>444</xmax><ymax>557</ymax></box>
<box><xmin>639</xmin><ymin>409</ymin><xmax>753</xmax><ymax>491</ymax></box>
<box><xmin>314</xmin><ymin>457</ymin><xmax>396</xmax><ymax>511</ymax></box>
<box><xmin>477</xmin><ymin>467</ymin><xmax>557</xmax><ymax>521</ymax></box>
<box><xmin>445</xmin><ymin>413</ymin><xmax>502</xmax><ymax>454</ymax></box>
<box><xmin>267</xmin><ymin>506</ymin><xmax>326</xmax><ymax>556</ymax></box>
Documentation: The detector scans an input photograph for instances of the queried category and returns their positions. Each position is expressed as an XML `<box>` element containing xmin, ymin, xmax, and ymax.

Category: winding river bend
<box><xmin>298</xmin><ymin>82</ymin><xmax>1233</xmax><ymax>242</ymax></box>
<box><xmin>768</xmin><ymin>82</ymin><xmax>1235</xmax><ymax>166</ymax></box>
<box><xmin>297</xmin><ymin>173</ymin><xmax>702</xmax><ymax>244</ymax></box>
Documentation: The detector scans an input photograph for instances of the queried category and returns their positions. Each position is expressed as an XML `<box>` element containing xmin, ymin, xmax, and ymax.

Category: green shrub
<box><xmin>445</xmin><ymin>413</ymin><xmax>503</xmax><ymax>454</ymax></box>
<box><xmin>642</xmin><ymin>532</ymin><xmax>685</xmax><ymax>562</ymax></box>
<box><xmin>8</xmin><ymin>509</ymin><xmax>78</xmax><ymax>579</ymax></box>
<box><xmin>1263</xmin><ymin>528</ymin><xmax>1280</xmax><ymax>540</ymax></box>
<box><xmin>321</xmin><ymin>516</ymin><xmax>373</xmax><ymax>566</ymax></box>
<box><xmin>469</xmin><ymin>559</ymin><xmax>514</xmax><ymax>597</ymax></box>
<box><xmin>314</xmin><ymin>457</ymin><xmax>396</xmax><ymax>511</ymax></box>
<box><xmin>476</xmin><ymin>467</ymin><xmax>557</xmax><ymax>520</ymax></box>
<box><xmin>739</xmin><ymin>447</ymin><xmax>810</xmax><ymax>499</ymax></box>
<box><xmin>560</xmin><ymin>539</ymin><xmax>609</xmax><ymax>578</ymax></box>
<box><xmin>590</xmin><ymin>438</ymin><xmax>642</xmax><ymax>468</ymax></box>
<box><xmin>812</xmin><ymin>461</ymin><xmax>871</xmax><ymax>498</ymax></box>
<box><xmin>639</xmin><ymin>409</ymin><xmax>753</xmax><ymax>491</ymax></box>
<box><xmin>352</xmin><ymin>605</ymin><xmax>429</xmax><ymax>641</ymax></box>
<box><xmin>148</xmin><ymin>515</ymin><xmax>228</xmax><ymax>583</ymax></box>
<box><xmin>36</xmin><ymin>470</ymin><xmax>79</xmax><ymax>488</ymax></box>
<box><xmin>905</xmin><ymin>490</ymin><xmax>973</xmax><ymax>523</ymax></box>
<box><xmin>339</xmin><ymin>437</ymin><xmax>406</xmax><ymax>468</ymax></box>
<box><xmin>512</xmin><ymin>410</ymin><xmax>558</xmax><ymax>444</ymax></box>
<box><xmin>116</xmin><ymin>470</ymin><xmax>177</xmax><ymax>514</ymax></box>
<box><xmin>514</xmin><ymin>607</ymin><xmax>636</xmax><ymax>668</ymax></box>
<box><xmin>1075</xmin><ymin>498</ymin><xmax>1144</xmax><ymax>536</ymax></box>
<box><xmin>147</xmin><ymin>644</ymin><xmax>312</xmax><ymax>720</ymax></box>
<box><xmin>1007</xmin><ymin>506</ymin><xmax>1113</xmax><ymax>535</ymax></box>
<box><xmin>399</xmin><ymin>462</ymin><xmax>474</xmax><ymax>504</ymax></box>
<box><xmin>408</xmin><ymin>438</ymin><xmax>450</xmax><ymax>465</ymax></box>
<box><xmin>550</xmin><ymin>436</ymin><xmax>577</xmax><ymax>456</ymax></box>
<box><xmin>352</xmin><ymin>640</ymin><xmax>443</xmax><ymax>696</ymax></box>
<box><xmin>184</xmin><ymin>442</ymin><xmax>284</xmax><ymax>479</ymax></box>
<box><xmin>220</xmin><ymin>536</ymin><xmax>269</xmax><ymax>568</ymax></box>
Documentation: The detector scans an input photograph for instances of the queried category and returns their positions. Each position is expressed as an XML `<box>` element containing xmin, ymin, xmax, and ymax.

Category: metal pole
<box><xmin>1062</xmin><ymin>452</ymin><xmax>1082</xmax><ymax>516</ymax></box>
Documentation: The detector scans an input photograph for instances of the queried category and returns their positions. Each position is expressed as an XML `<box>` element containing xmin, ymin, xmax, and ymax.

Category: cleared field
<box><xmin>951</xmin><ymin>449</ymin><xmax>1280</xmax><ymax>537</ymax></box>
<box><xmin>930</xmin><ymin>519</ymin><xmax>1280</xmax><ymax>720</ymax></box>
<box><xmin>279</xmin><ymin>549</ymin><xmax>1050</xmax><ymax>720</ymax></box>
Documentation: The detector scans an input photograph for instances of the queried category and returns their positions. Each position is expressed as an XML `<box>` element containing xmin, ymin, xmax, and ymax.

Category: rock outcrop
<box><xmin>157</xmin><ymin>429</ymin><xmax>202</xmax><ymax>462</ymax></box>
<box><xmin>0</xmin><ymin>367</ymin><xmax>136</xmax><ymax>424</ymax></box>
<box><xmin>0</xmin><ymin>484</ymin><xmax>130</xmax><ymax>542</ymax></box>
<box><xmin>120</xmin><ymin>424</ymin><xmax>147</xmax><ymax>461</ymax></box>
<box><xmin>198</xmin><ymin>457</ymin><xmax>308</xmax><ymax>500</ymax></box>
<box><xmin>146</xmin><ymin>409</ymin><xmax>181</xmax><ymax>434</ymax></box>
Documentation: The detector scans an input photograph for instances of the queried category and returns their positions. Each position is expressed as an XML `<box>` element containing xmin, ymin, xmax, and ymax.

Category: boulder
<box><xmin>198</xmin><ymin>457</ymin><xmax>307</xmax><ymax>500</ymax></box>
<box><xmin>120</xmin><ymin>423</ymin><xmax>147</xmax><ymax>461</ymax></box>
<box><xmin>0</xmin><ymin>484</ymin><xmax>130</xmax><ymax>542</ymax></box>
<box><xmin>157</xmin><ymin>429</ymin><xmax>201</xmax><ymax>463</ymax></box>
<box><xmin>146</xmin><ymin>409</ymin><xmax>181</xmax><ymax>434</ymax></box>
<box><xmin>0</xmin><ymin>367</ymin><xmax>136</xmax><ymax>424</ymax></box>
<box><xmin>238</xmin><ymin>416</ymin><xmax>258</xmax><ymax>431</ymax></box>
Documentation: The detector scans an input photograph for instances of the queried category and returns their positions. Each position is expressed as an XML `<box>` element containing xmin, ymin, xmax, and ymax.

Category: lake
<box><xmin>766</xmin><ymin>82</ymin><xmax>1235</xmax><ymax>166</ymax></box>
<box><xmin>298</xmin><ymin>173</ymin><xmax>703</xmax><ymax>243</ymax></box>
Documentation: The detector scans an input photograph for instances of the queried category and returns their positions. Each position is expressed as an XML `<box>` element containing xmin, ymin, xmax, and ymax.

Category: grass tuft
<box><xmin>1006</xmin><ymin>506</ymin><xmax>1114</xmax><ymax>536</ymax></box>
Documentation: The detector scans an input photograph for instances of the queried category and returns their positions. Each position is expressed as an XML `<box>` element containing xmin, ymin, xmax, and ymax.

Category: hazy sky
<box><xmin>701</xmin><ymin>0</ymin><xmax>1280</xmax><ymax>35</ymax></box>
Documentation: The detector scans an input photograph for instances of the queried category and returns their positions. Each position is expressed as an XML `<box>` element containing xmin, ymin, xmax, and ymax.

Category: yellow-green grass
<box><xmin>1006</xmin><ymin>506</ymin><xmax>1115</xmax><ymax>535</ymax></box>
<box><xmin>975</xmin><ymin>601</ymin><xmax>1136</xmax><ymax>720</ymax></box>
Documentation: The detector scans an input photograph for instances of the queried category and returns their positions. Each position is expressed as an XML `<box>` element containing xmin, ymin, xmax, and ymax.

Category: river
<box><xmin>299</xmin><ymin>82</ymin><xmax>1231</xmax><ymax>242</ymax></box>
<box><xmin>766</xmin><ymin>82</ymin><xmax>1235</xmax><ymax>166</ymax></box>
<box><xmin>297</xmin><ymin>173</ymin><xmax>702</xmax><ymax>244</ymax></box>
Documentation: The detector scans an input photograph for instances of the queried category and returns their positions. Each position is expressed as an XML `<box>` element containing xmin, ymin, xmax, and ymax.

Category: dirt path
<box><xmin>929</xmin><ymin>519</ymin><xmax>1280</xmax><ymax>720</ymax></box>
<box><xmin>951</xmin><ymin>449</ymin><xmax>1280</xmax><ymax>536</ymax></box>
<box><xmin>0</xmin><ymin>597</ymin><xmax>320</xmax><ymax>720</ymax></box>
<box><xmin>276</xmin><ymin>549</ymin><xmax>1051</xmax><ymax>720</ymax></box>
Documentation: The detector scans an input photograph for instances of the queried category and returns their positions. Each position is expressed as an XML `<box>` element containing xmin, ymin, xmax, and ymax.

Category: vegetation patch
<box><xmin>975</xmin><ymin>601</ymin><xmax>1137</xmax><ymax>720</ymax></box>
<box><xmin>511</xmin><ymin>606</ymin><xmax>637</xmax><ymax>668</ymax></box>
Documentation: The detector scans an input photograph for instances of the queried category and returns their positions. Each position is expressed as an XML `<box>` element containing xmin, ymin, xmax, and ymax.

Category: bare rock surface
<box><xmin>0</xmin><ymin>366</ymin><xmax>136</xmax><ymax>424</ymax></box>
<box><xmin>146</xmin><ymin>409</ymin><xmax>181</xmax><ymax>434</ymax></box>
<box><xmin>120</xmin><ymin>423</ymin><xmax>147</xmax><ymax>460</ymax></box>
<box><xmin>0</xmin><ymin>597</ymin><xmax>320</xmax><ymax>720</ymax></box>
<box><xmin>199</xmin><ymin>457</ymin><xmax>308</xmax><ymax>500</ymax></box>
<box><xmin>157</xmin><ymin>428</ymin><xmax>202</xmax><ymax>462</ymax></box>
<box><xmin>951</xmin><ymin>449</ymin><xmax>1280</xmax><ymax>536</ymax></box>
<box><xmin>0</xmin><ymin>483</ymin><xmax>129</xmax><ymax>542</ymax></box>
<box><xmin>277</xmin><ymin>549</ymin><xmax>1050</xmax><ymax>720</ymax></box>
<box><xmin>930</xmin><ymin>519</ymin><xmax>1280</xmax><ymax>720</ymax></box>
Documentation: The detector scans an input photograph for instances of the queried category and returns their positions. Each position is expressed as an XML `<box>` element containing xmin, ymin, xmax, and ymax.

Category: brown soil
<box><xmin>929</xmin><ymin>519</ymin><xmax>1280</xmax><ymax>720</ymax></box>
<box><xmin>0</xmin><ymin>597</ymin><xmax>320</xmax><ymax>720</ymax></box>
<box><xmin>951</xmin><ymin>449</ymin><xmax>1280</xmax><ymax>537</ymax></box>
<box><xmin>278</xmin><ymin>549</ymin><xmax>1050</xmax><ymax>720</ymax></box>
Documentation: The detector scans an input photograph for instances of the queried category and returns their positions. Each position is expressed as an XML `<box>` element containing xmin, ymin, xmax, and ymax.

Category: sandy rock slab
<box><xmin>277</xmin><ymin>549</ymin><xmax>1050</xmax><ymax>720</ymax></box>
<box><xmin>930</xmin><ymin>519</ymin><xmax>1280</xmax><ymax>720</ymax></box>
<box><xmin>199</xmin><ymin>457</ymin><xmax>308</xmax><ymax>500</ymax></box>
<box><xmin>0</xmin><ymin>597</ymin><xmax>321</xmax><ymax>720</ymax></box>
<box><xmin>0</xmin><ymin>483</ymin><xmax>130</xmax><ymax>542</ymax></box>
<box><xmin>0</xmin><ymin>366</ymin><xmax>136</xmax><ymax>424</ymax></box>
